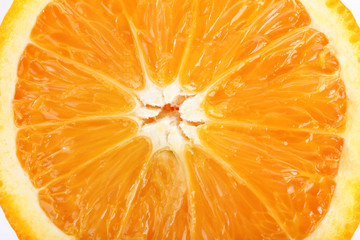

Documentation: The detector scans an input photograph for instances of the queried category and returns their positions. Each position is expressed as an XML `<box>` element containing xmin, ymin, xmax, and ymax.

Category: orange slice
<box><xmin>1</xmin><ymin>0</ymin><xmax>360</xmax><ymax>239</ymax></box>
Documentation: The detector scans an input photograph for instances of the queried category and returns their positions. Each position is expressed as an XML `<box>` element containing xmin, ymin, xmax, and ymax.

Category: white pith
<box><xmin>179</xmin><ymin>94</ymin><xmax>208</xmax><ymax>123</ymax></box>
<box><xmin>135</xmin><ymin>80</ymin><xmax>205</xmax><ymax>153</ymax></box>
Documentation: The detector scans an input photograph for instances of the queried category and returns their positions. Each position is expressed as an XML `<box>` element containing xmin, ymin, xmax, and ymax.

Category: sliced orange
<box><xmin>1</xmin><ymin>0</ymin><xmax>360</xmax><ymax>239</ymax></box>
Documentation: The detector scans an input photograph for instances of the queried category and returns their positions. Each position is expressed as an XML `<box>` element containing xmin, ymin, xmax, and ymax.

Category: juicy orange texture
<box><xmin>13</xmin><ymin>0</ymin><xmax>347</xmax><ymax>239</ymax></box>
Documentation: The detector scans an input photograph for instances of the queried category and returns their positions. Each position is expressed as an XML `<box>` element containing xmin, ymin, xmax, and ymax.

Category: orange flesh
<box><xmin>14</xmin><ymin>0</ymin><xmax>347</xmax><ymax>239</ymax></box>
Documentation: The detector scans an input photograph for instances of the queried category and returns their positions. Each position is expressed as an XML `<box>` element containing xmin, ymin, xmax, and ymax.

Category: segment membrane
<box><xmin>30</xmin><ymin>0</ymin><xmax>145</xmax><ymax>89</ymax></box>
<box><xmin>37</xmin><ymin>137</ymin><xmax>152</xmax><ymax>239</ymax></box>
<box><xmin>204</xmin><ymin>29</ymin><xmax>346</xmax><ymax>131</ymax></box>
<box><xmin>179</xmin><ymin>0</ymin><xmax>310</xmax><ymax>91</ymax></box>
<box><xmin>198</xmin><ymin>124</ymin><xmax>343</xmax><ymax>238</ymax></box>
<box><xmin>185</xmin><ymin>146</ymin><xmax>289</xmax><ymax>239</ymax></box>
<box><xmin>121</xmin><ymin>150</ymin><xmax>190</xmax><ymax>239</ymax></box>
<box><xmin>120</xmin><ymin>0</ymin><xmax>194</xmax><ymax>86</ymax></box>
<box><xmin>17</xmin><ymin>118</ymin><xmax>138</xmax><ymax>188</ymax></box>
<box><xmin>14</xmin><ymin>45</ymin><xmax>136</xmax><ymax>126</ymax></box>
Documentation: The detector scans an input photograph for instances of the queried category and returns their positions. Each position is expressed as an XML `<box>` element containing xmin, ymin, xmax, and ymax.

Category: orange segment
<box><xmin>198</xmin><ymin>123</ymin><xmax>343</xmax><ymax>238</ymax></box>
<box><xmin>185</xmin><ymin>146</ymin><xmax>289</xmax><ymax>239</ymax></box>
<box><xmin>37</xmin><ymin>137</ymin><xmax>152</xmax><ymax>239</ymax></box>
<box><xmin>203</xmin><ymin>29</ymin><xmax>346</xmax><ymax>131</ymax></box>
<box><xmin>121</xmin><ymin>150</ymin><xmax>190</xmax><ymax>239</ymax></box>
<box><xmin>17</xmin><ymin>117</ymin><xmax>138</xmax><ymax>188</ymax></box>
<box><xmin>121</xmin><ymin>0</ymin><xmax>194</xmax><ymax>86</ymax></box>
<box><xmin>30</xmin><ymin>0</ymin><xmax>144</xmax><ymax>89</ymax></box>
<box><xmin>14</xmin><ymin>44</ymin><xmax>135</xmax><ymax>126</ymax></box>
<box><xmin>179</xmin><ymin>0</ymin><xmax>310</xmax><ymax>92</ymax></box>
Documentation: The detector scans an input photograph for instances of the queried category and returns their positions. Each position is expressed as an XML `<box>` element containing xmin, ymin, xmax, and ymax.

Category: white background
<box><xmin>1</xmin><ymin>0</ymin><xmax>360</xmax><ymax>239</ymax></box>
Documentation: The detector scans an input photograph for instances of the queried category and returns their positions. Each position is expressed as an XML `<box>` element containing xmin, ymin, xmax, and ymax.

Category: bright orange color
<box><xmin>13</xmin><ymin>0</ymin><xmax>347</xmax><ymax>239</ymax></box>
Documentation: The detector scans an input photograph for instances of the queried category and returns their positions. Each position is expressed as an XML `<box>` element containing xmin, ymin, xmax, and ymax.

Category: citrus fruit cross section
<box><xmin>1</xmin><ymin>0</ymin><xmax>356</xmax><ymax>239</ymax></box>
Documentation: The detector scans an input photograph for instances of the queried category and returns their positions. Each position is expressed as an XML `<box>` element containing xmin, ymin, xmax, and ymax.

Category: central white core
<box><xmin>135</xmin><ymin>81</ymin><xmax>206</xmax><ymax>152</ymax></box>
